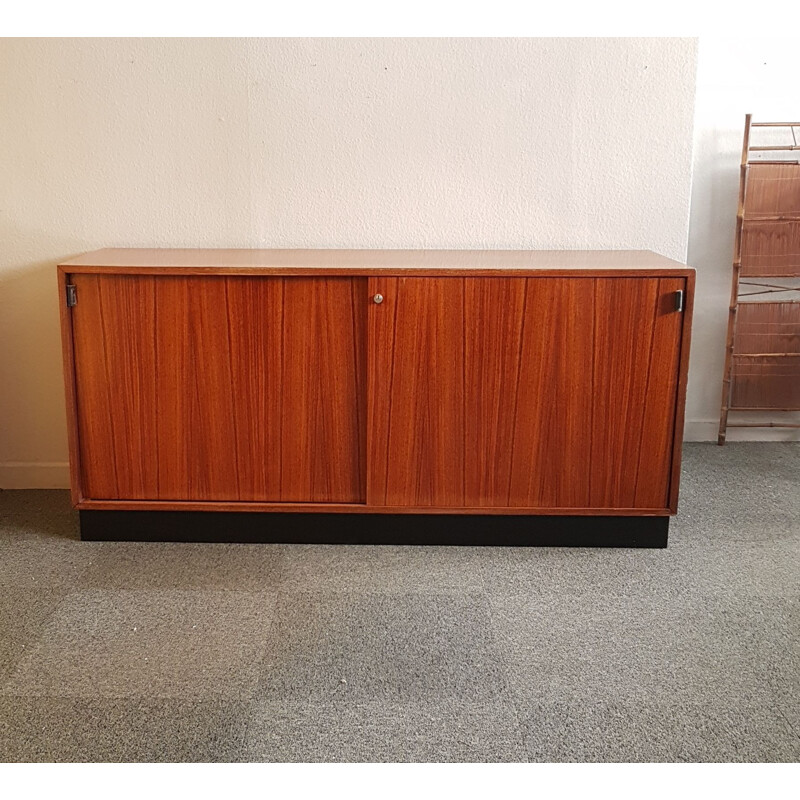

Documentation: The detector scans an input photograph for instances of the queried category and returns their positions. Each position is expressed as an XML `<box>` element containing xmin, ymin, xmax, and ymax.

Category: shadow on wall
<box><xmin>0</xmin><ymin>230</ymin><xmax>88</xmax><ymax>486</ymax></box>
<box><xmin>684</xmin><ymin>128</ymin><xmax>741</xmax><ymax>433</ymax></box>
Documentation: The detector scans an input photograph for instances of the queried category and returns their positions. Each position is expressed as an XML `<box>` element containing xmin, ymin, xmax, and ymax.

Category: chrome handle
<box><xmin>373</xmin><ymin>293</ymin><xmax>384</xmax><ymax>305</ymax></box>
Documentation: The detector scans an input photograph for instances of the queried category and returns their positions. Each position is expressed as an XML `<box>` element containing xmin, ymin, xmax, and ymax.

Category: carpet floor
<box><xmin>0</xmin><ymin>442</ymin><xmax>797</xmax><ymax>762</ymax></box>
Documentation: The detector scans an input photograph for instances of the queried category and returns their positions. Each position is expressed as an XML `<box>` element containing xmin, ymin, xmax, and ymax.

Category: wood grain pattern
<box><xmin>590</xmin><ymin>278</ymin><xmax>685</xmax><ymax>508</ymax></box>
<box><xmin>279</xmin><ymin>278</ymin><xmax>367</xmax><ymax>502</ymax></box>
<box><xmin>366</xmin><ymin>278</ymin><xmax>466</xmax><ymax>506</ymax></box>
<box><xmin>504</xmin><ymin>279</ymin><xmax>595</xmax><ymax>507</ymax></box>
<box><xmin>463</xmin><ymin>278</ymin><xmax>528</xmax><ymax>505</ymax></box>
<box><xmin>62</xmin><ymin>259</ymin><xmax>691</xmax><ymax>515</ymax></box>
<box><xmin>367</xmin><ymin>277</ymin><xmax>685</xmax><ymax>509</ymax></box>
<box><xmin>71</xmin><ymin>275</ymin><xmax>159</xmax><ymax>499</ymax></box>
<box><xmin>71</xmin><ymin>275</ymin><xmax>366</xmax><ymax>502</ymax></box>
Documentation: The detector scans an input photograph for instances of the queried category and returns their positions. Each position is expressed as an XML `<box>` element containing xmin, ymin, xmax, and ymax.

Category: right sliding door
<box><xmin>367</xmin><ymin>276</ymin><xmax>685</xmax><ymax>510</ymax></box>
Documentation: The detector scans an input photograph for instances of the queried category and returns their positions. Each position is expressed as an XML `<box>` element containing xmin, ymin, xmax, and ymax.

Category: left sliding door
<box><xmin>70</xmin><ymin>275</ymin><xmax>367</xmax><ymax>503</ymax></box>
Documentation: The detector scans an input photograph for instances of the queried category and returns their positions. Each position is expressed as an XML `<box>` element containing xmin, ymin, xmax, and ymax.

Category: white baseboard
<box><xmin>0</xmin><ymin>462</ymin><xmax>71</xmax><ymax>489</ymax></box>
<box><xmin>684</xmin><ymin>420</ymin><xmax>800</xmax><ymax>442</ymax></box>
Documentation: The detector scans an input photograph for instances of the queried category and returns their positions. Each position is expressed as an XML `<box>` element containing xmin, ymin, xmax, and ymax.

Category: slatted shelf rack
<box><xmin>718</xmin><ymin>115</ymin><xmax>800</xmax><ymax>443</ymax></box>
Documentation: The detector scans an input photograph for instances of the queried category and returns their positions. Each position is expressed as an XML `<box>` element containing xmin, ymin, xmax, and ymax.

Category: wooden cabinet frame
<box><xmin>58</xmin><ymin>249</ymin><xmax>694</xmax><ymax>543</ymax></box>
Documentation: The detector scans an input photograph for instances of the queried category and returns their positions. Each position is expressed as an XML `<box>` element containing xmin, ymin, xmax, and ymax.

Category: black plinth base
<box><xmin>79</xmin><ymin>511</ymin><xmax>669</xmax><ymax>548</ymax></box>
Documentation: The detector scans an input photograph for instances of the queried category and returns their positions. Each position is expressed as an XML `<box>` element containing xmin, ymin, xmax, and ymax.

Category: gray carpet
<box><xmin>0</xmin><ymin>442</ymin><xmax>797</xmax><ymax>762</ymax></box>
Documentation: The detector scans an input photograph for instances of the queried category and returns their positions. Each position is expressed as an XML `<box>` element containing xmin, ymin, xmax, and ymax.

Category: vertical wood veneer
<box><xmin>367</xmin><ymin>276</ymin><xmax>684</xmax><ymax>509</ymax></box>
<box><xmin>71</xmin><ymin>275</ymin><xmax>366</xmax><ymax>503</ymax></box>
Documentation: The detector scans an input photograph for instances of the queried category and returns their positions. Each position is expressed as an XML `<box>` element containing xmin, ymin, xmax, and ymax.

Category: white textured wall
<box><xmin>685</xmin><ymin>38</ymin><xmax>800</xmax><ymax>441</ymax></box>
<box><xmin>0</xmin><ymin>38</ymin><xmax>698</xmax><ymax>488</ymax></box>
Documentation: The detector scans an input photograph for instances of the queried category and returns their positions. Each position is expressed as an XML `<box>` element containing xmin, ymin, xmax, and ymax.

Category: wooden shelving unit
<box><xmin>718</xmin><ymin>115</ymin><xmax>800</xmax><ymax>444</ymax></box>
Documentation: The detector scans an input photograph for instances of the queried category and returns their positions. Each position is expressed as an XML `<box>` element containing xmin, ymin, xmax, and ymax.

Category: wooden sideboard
<box><xmin>58</xmin><ymin>249</ymin><xmax>694</xmax><ymax>546</ymax></box>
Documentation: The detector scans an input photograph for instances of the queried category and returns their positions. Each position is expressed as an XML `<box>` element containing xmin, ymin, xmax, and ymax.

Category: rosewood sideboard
<box><xmin>58</xmin><ymin>249</ymin><xmax>694</xmax><ymax>546</ymax></box>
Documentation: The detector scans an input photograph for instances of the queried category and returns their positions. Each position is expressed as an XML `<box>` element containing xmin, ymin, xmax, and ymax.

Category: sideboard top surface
<box><xmin>59</xmin><ymin>248</ymin><xmax>692</xmax><ymax>276</ymax></box>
